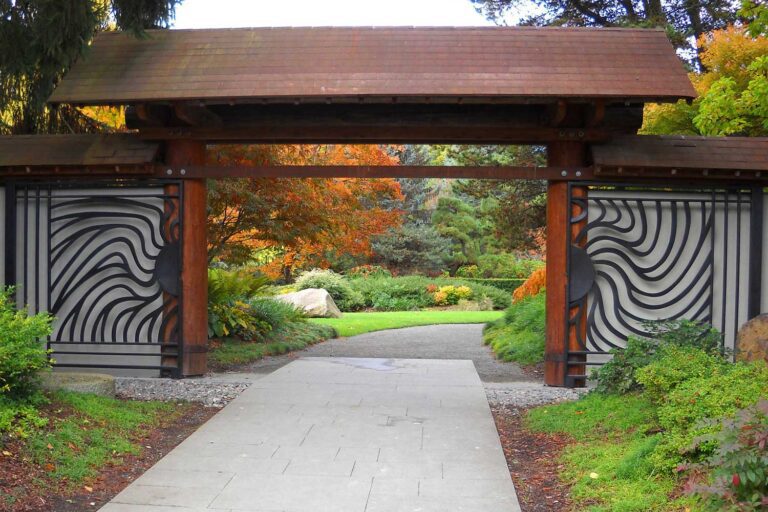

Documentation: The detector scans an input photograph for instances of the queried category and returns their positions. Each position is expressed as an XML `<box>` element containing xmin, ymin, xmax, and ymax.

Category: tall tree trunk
<box><xmin>684</xmin><ymin>0</ymin><xmax>706</xmax><ymax>70</ymax></box>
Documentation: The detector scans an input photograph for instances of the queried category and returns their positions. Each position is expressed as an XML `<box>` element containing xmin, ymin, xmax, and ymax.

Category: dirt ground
<box><xmin>491</xmin><ymin>404</ymin><xmax>574</xmax><ymax>512</ymax></box>
<box><xmin>0</xmin><ymin>403</ymin><xmax>216</xmax><ymax>512</ymax></box>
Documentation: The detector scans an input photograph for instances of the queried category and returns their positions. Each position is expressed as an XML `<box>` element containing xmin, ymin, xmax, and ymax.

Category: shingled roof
<box><xmin>49</xmin><ymin>27</ymin><xmax>695</xmax><ymax>106</ymax></box>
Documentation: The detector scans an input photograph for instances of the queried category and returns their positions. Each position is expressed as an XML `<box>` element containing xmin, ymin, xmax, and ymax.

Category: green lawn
<box><xmin>309</xmin><ymin>310</ymin><xmax>504</xmax><ymax>337</ymax></box>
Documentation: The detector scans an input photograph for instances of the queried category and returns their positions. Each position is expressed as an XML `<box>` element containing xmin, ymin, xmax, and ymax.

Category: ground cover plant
<box><xmin>309</xmin><ymin>310</ymin><xmax>503</xmax><ymax>337</ymax></box>
<box><xmin>521</xmin><ymin>320</ymin><xmax>768</xmax><ymax>511</ymax></box>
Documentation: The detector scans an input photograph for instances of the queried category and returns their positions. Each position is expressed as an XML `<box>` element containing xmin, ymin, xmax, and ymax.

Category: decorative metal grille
<box><xmin>565</xmin><ymin>183</ymin><xmax>756</xmax><ymax>385</ymax></box>
<box><xmin>6</xmin><ymin>181</ymin><xmax>183</xmax><ymax>377</ymax></box>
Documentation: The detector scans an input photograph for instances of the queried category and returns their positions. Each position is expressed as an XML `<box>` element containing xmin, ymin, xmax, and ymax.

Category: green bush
<box><xmin>483</xmin><ymin>292</ymin><xmax>546</xmax><ymax>365</ymax></box>
<box><xmin>346</xmin><ymin>265</ymin><xmax>392</xmax><ymax>279</ymax></box>
<box><xmin>476</xmin><ymin>253</ymin><xmax>544</xmax><ymax>278</ymax></box>
<box><xmin>455</xmin><ymin>265</ymin><xmax>480</xmax><ymax>278</ymax></box>
<box><xmin>636</xmin><ymin>345</ymin><xmax>728</xmax><ymax>403</ymax></box>
<box><xmin>650</xmin><ymin>361</ymin><xmax>768</xmax><ymax>472</ymax></box>
<box><xmin>0</xmin><ymin>289</ymin><xmax>54</xmax><ymax>400</ymax></box>
<box><xmin>461</xmin><ymin>278</ymin><xmax>525</xmax><ymax>293</ymax></box>
<box><xmin>347</xmin><ymin>275</ymin><xmax>511</xmax><ymax>311</ymax></box>
<box><xmin>248</xmin><ymin>298</ymin><xmax>305</xmax><ymax>329</ymax></box>
<box><xmin>208</xmin><ymin>268</ymin><xmax>269</xmax><ymax>305</ymax></box>
<box><xmin>685</xmin><ymin>400</ymin><xmax>768</xmax><ymax>511</ymax></box>
<box><xmin>594</xmin><ymin>320</ymin><xmax>723</xmax><ymax>395</ymax></box>
<box><xmin>295</xmin><ymin>269</ymin><xmax>365</xmax><ymax>311</ymax></box>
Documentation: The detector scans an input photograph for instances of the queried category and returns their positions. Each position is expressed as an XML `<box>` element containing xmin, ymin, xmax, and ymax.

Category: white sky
<box><xmin>173</xmin><ymin>0</ymin><xmax>496</xmax><ymax>28</ymax></box>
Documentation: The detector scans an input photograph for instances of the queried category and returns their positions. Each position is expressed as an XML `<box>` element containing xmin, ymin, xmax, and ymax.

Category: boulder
<box><xmin>736</xmin><ymin>314</ymin><xmax>768</xmax><ymax>363</ymax></box>
<box><xmin>275</xmin><ymin>288</ymin><xmax>342</xmax><ymax>318</ymax></box>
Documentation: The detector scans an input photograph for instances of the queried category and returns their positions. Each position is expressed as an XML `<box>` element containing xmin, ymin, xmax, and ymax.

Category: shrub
<box><xmin>432</xmin><ymin>285</ymin><xmax>473</xmax><ymax>306</ymax></box>
<box><xmin>208</xmin><ymin>300</ymin><xmax>271</xmax><ymax>340</ymax></box>
<box><xmin>462</xmin><ymin>278</ymin><xmax>526</xmax><ymax>293</ymax></box>
<box><xmin>248</xmin><ymin>298</ymin><xmax>305</xmax><ymax>329</ymax></box>
<box><xmin>295</xmin><ymin>269</ymin><xmax>365</xmax><ymax>311</ymax></box>
<box><xmin>483</xmin><ymin>292</ymin><xmax>546</xmax><ymax>365</ymax></box>
<box><xmin>455</xmin><ymin>265</ymin><xmax>479</xmax><ymax>278</ymax></box>
<box><xmin>0</xmin><ymin>289</ymin><xmax>54</xmax><ymax>400</ymax></box>
<box><xmin>685</xmin><ymin>400</ymin><xmax>768</xmax><ymax>511</ymax></box>
<box><xmin>593</xmin><ymin>336</ymin><xmax>658</xmax><ymax>395</ymax></box>
<box><xmin>346</xmin><ymin>275</ymin><xmax>511</xmax><ymax>311</ymax></box>
<box><xmin>636</xmin><ymin>345</ymin><xmax>728</xmax><ymax>403</ymax></box>
<box><xmin>650</xmin><ymin>361</ymin><xmax>768</xmax><ymax>471</ymax></box>
<box><xmin>208</xmin><ymin>268</ymin><xmax>270</xmax><ymax>305</ymax></box>
<box><xmin>476</xmin><ymin>253</ymin><xmax>544</xmax><ymax>278</ymax></box>
<box><xmin>594</xmin><ymin>320</ymin><xmax>724</xmax><ymax>395</ymax></box>
<box><xmin>346</xmin><ymin>265</ymin><xmax>392</xmax><ymax>279</ymax></box>
<box><xmin>512</xmin><ymin>267</ymin><xmax>546</xmax><ymax>302</ymax></box>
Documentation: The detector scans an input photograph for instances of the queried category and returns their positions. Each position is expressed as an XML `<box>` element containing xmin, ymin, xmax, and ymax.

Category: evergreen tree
<box><xmin>0</xmin><ymin>0</ymin><xmax>181</xmax><ymax>134</ymax></box>
<box><xmin>471</xmin><ymin>0</ymin><xmax>742</xmax><ymax>68</ymax></box>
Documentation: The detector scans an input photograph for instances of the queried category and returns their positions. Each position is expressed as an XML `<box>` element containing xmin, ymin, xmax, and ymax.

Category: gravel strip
<box><xmin>115</xmin><ymin>377</ymin><xmax>250</xmax><ymax>408</ymax></box>
<box><xmin>484</xmin><ymin>382</ymin><xmax>586</xmax><ymax>408</ymax></box>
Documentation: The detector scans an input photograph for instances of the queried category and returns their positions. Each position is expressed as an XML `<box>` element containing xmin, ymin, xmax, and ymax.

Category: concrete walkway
<box><xmin>101</xmin><ymin>357</ymin><xmax>521</xmax><ymax>512</ymax></box>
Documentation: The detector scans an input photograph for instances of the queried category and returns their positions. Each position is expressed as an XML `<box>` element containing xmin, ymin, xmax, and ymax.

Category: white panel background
<box><xmin>586</xmin><ymin>189</ymin><xmax>755</xmax><ymax>356</ymax></box>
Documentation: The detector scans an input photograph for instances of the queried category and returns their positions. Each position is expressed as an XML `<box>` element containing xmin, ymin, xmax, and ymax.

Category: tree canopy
<box><xmin>641</xmin><ymin>25</ymin><xmax>768</xmax><ymax>136</ymax></box>
<box><xmin>0</xmin><ymin>0</ymin><xmax>180</xmax><ymax>134</ymax></box>
<box><xmin>207</xmin><ymin>144</ymin><xmax>403</xmax><ymax>280</ymax></box>
<box><xmin>471</xmin><ymin>0</ymin><xmax>742</xmax><ymax>67</ymax></box>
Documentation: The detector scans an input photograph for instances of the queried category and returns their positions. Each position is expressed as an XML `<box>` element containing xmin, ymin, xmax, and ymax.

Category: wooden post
<box><xmin>165</xmin><ymin>140</ymin><xmax>208</xmax><ymax>376</ymax></box>
<box><xmin>545</xmin><ymin>141</ymin><xmax>588</xmax><ymax>387</ymax></box>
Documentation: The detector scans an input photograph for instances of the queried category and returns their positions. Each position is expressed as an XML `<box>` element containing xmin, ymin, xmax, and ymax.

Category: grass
<box><xmin>10</xmin><ymin>391</ymin><xmax>185</xmax><ymax>489</ymax></box>
<box><xmin>309</xmin><ymin>310</ymin><xmax>503</xmax><ymax>337</ymax></box>
<box><xmin>526</xmin><ymin>393</ymin><xmax>693</xmax><ymax>511</ymax></box>
<box><xmin>209</xmin><ymin>321</ymin><xmax>336</xmax><ymax>367</ymax></box>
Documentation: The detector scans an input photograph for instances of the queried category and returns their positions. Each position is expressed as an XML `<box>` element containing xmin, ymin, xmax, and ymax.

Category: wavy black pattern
<box><xmin>47</xmin><ymin>190</ymin><xmax>181</xmax><ymax>346</ymax></box>
<box><xmin>569</xmin><ymin>189</ymin><xmax>717</xmax><ymax>355</ymax></box>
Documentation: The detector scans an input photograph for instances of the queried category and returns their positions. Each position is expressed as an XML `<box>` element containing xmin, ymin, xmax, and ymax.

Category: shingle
<box><xmin>48</xmin><ymin>27</ymin><xmax>695</xmax><ymax>105</ymax></box>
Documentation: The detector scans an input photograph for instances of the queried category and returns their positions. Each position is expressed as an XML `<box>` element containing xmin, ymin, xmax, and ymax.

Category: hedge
<box><xmin>460</xmin><ymin>278</ymin><xmax>525</xmax><ymax>293</ymax></box>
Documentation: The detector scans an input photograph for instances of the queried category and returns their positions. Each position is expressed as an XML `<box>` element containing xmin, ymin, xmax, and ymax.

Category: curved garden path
<box><xmin>223</xmin><ymin>324</ymin><xmax>532</xmax><ymax>383</ymax></box>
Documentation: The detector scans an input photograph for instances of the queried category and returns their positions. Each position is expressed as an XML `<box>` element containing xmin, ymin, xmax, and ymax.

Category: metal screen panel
<box><xmin>565</xmin><ymin>183</ymin><xmax>758</xmax><ymax>385</ymax></box>
<box><xmin>6</xmin><ymin>181</ymin><xmax>183</xmax><ymax>377</ymax></box>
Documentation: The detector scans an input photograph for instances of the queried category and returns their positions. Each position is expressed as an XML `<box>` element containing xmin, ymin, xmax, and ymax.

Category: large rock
<box><xmin>275</xmin><ymin>288</ymin><xmax>342</xmax><ymax>318</ymax></box>
<box><xmin>736</xmin><ymin>314</ymin><xmax>768</xmax><ymax>363</ymax></box>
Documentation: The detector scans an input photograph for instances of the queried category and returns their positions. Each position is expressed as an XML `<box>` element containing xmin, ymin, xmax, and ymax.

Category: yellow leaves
<box><xmin>2</xmin><ymin>450</ymin><xmax>12</xmax><ymax>456</ymax></box>
<box><xmin>83</xmin><ymin>485</ymin><xmax>93</xmax><ymax>493</ymax></box>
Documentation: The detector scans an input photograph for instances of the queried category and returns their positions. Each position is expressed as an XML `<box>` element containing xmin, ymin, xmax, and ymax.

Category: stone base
<box><xmin>40</xmin><ymin>371</ymin><xmax>116</xmax><ymax>397</ymax></box>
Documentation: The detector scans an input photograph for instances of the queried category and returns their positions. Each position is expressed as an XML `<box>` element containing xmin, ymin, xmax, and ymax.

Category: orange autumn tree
<box><xmin>207</xmin><ymin>144</ymin><xmax>403</xmax><ymax>279</ymax></box>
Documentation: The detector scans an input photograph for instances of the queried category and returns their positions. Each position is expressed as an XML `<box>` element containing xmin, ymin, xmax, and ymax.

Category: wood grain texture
<box><xmin>165</xmin><ymin>140</ymin><xmax>208</xmax><ymax>376</ymax></box>
<box><xmin>49</xmin><ymin>27</ymin><xmax>695</xmax><ymax>105</ymax></box>
<box><xmin>592</xmin><ymin>135</ymin><xmax>768</xmax><ymax>171</ymax></box>
<box><xmin>545</xmin><ymin>142</ymin><xmax>588</xmax><ymax>387</ymax></box>
<box><xmin>0</xmin><ymin>134</ymin><xmax>159</xmax><ymax>167</ymax></box>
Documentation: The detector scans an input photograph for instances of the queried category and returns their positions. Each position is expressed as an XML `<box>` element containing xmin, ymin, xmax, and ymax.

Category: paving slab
<box><xmin>100</xmin><ymin>357</ymin><xmax>520</xmax><ymax>512</ymax></box>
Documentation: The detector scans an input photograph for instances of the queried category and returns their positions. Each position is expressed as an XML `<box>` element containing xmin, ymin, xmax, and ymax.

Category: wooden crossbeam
<box><xmin>158</xmin><ymin>165</ymin><xmax>593</xmax><ymax>180</ymax></box>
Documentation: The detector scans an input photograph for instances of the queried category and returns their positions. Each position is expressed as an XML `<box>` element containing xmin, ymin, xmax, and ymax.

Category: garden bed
<box><xmin>0</xmin><ymin>392</ymin><xmax>216</xmax><ymax>512</ymax></box>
